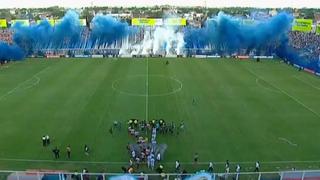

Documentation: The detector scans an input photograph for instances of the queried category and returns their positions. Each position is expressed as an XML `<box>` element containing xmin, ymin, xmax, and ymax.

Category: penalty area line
<box><xmin>245</xmin><ymin>67</ymin><xmax>320</xmax><ymax>119</ymax></box>
<box><xmin>0</xmin><ymin>66</ymin><xmax>50</xmax><ymax>101</ymax></box>
<box><xmin>292</xmin><ymin>75</ymin><xmax>320</xmax><ymax>91</ymax></box>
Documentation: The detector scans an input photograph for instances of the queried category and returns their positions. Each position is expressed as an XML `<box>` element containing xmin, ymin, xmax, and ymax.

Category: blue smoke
<box><xmin>12</xmin><ymin>10</ymin><xmax>80</xmax><ymax>52</ymax></box>
<box><xmin>89</xmin><ymin>14</ymin><xmax>133</xmax><ymax>46</ymax></box>
<box><xmin>12</xmin><ymin>20</ymin><xmax>53</xmax><ymax>54</ymax></box>
<box><xmin>0</xmin><ymin>41</ymin><xmax>24</xmax><ymax>61</ymax></box>
<box><xmin>183</xmin><ymin>11</ymin><xmax>320</xmax><ymax>72</ymax></box>
<box><xmin>184</xmin><ymin>12</ymin><xmax>293</xmax><ymax>55</ymax></box>
<box><xmin>51</xmin><ymin>10</ymin><xmax>81</xmax><ymax>48</ymax></box>
<box><xmin>12</xmin><ymin>10</ymin><xmax>133</xmax><ymax>54</ymax></box>
<box><xmin>277</xmin><ymin>41</ymin><xmax>320</xmax><ymax>72</ymax></box>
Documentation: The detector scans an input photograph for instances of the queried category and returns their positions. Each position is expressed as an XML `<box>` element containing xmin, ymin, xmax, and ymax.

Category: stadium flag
<box><xmin>164</xmin><ymin>18</ymin><xmax>187</xmax><ymax>26</ymax></box>
<box><xmin>292</xmin><ymin>19</ymin><xmax>313</xmax><ymax>32</ymax></box>
<box><xmin>36</xmin><ymin>19</ymin><xmax>55</xmax><ymax>26</ymax></box>
<box><xmin>11</xmin><ymin>19</ymin><xmax>30</xmax><ymax>26</ymax></box>
<box><xmin>131</xmin><ymin>18</ymin><xmax>162</xmax><ymax>26</ymax></box>
<box><xmin>0</xmin><ymin>19</ymin><xmax>7</xmax><ymax>28</ymax></box>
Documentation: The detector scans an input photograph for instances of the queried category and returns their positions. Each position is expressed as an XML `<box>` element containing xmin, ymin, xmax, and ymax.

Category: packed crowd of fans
<box><xmin>0</xmin><ymin>29</ymin><xmax>13</xmax><ymax>44</ymax></box>
<box><xmin>1</xmin><ymin>27</ymin><xmax>320</xmax><ymax>59</ymax></box>
<box><xmin>288</xmin><ymin>31</ymin><xmax>320</xmax><ymax>58</ymax></box>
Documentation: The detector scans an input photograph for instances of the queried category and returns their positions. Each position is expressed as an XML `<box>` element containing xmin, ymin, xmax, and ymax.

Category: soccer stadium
<box><xmin>0</xmin><ymin>0</ymin><xmax>320</xmax><ymax>179</ymax></box>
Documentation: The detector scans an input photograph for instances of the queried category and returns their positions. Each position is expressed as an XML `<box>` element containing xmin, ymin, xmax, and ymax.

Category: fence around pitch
<box><xmin>1</xmin><ymin>169</ymin><xmax>320</xmax><ymax>180</ymax></box>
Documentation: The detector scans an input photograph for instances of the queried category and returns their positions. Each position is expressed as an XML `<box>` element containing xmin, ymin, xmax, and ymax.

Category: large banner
<box><xmin>132</xmin><ymin>18</ymin><xmax>186</xmax><ymax>26</ymax></box>
<box><xmin>164</xmin><ymin>18</ymin><xmax>187</xmax><ymax>26</ymax></box>
<box><xmin>0</xmin><ymin>19</ymin><xmax>7</xmax><ymax>28</ymax></box>
<box><xmin>37</xmin><ymin>19</ymin><xmax>55</xmax><ymax>26</ymax></box>
<box><xmin>292</xmin><ymin>19</ymin><xmax>313</xmax><ymax>32</ymax></box>
<box><xmin>11</xmin><ymin>19</ymin><xmax>30</xmax><ymax>26</ymax></box>
<box><xmin>131</xmin><ymin>18</ymin><xmax>162</xmax><ymax>26</ymax></box>
<box><xmin>55</xmin><ymin>19</ymin><xmax>87</xmax><ymax>26</ymax></box>
<box><xmin>316</xmin><ymin>24</ymin><xmax>320</xmax><ymax>35</ymax></box>
<box><xmin>79</xmin><ymin>19</ymin><xmax>87</xmax><ymax>26</ymax></box>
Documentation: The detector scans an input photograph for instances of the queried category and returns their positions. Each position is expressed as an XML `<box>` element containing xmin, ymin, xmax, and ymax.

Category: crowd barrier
<box><xmin>292</xmin><ymin>63</ymin><xmax>320</xmax><ymax>77</ymax></box>
<box><xmin>1</xmin><ymin>169</ymin><xmax>320</xmax><ymax>180</ymax></box>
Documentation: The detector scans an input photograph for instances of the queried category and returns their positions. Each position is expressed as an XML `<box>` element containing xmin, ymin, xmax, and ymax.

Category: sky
<box><xmin>0</xmin><ymin>0</ymin><xmax>319</xmax><ymax>9</ymax></box>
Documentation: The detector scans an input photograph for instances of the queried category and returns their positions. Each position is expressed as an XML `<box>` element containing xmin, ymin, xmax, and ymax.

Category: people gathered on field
<box><xmin>40</xmin><ymin>119</ymin><xmax>262</xmax><ymax>176</ymax></box>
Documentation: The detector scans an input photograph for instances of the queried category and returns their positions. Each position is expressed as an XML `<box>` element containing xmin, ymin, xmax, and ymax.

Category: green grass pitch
<box><xmin>0</xmin><ymin>58</ymin><xmax>320</xmax><ymax>173</ymax></box>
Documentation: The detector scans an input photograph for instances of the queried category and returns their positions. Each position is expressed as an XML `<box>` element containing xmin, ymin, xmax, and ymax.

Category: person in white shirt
<box><xmin>225</xmin><ymin>166</ymin><xmax>230</xmax><ymax>173</ymax></box>
<box><xmin>175</xmin><ymin>160</ymin><xmax>181</xmax><ymax>172</ymax></box>
<box><xmin>208</xmin><ymin>162</ymin><xmax>214</xmax><ymax>173</ymax></box>
<box><xmin>236</xmin><ymin>164</ymin><xmax>241</xmax><ymax>173</ymax></box>
<box><xmin>45</xmin><ymin>135</ymin><xmax>50</xmax><ymax>145</ymax></box>
<box><xmin>255</xmin><ymin>161</ymin><xmax>260</xmax><ymax>172</ymax></box>
<box><xmin>150</xmin><ymin>157</ymin><xmax>155</xmax><ymax>170</ymax></box>
<box><xmin>131</xmin><ymin>150</ymin><xmax>136</xmax><ymax>159</ymax></box>
<box><xmin>157</xmin><ymin>153</ymin><xmax>161</xmax><ymax>161</ymax></box>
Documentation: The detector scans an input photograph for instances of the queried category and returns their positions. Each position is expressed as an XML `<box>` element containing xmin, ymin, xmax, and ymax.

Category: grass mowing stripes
<box><xmin>0</xmin><ymin>58</ymin><xmax>319</xmax><ymax>173</ymax></box>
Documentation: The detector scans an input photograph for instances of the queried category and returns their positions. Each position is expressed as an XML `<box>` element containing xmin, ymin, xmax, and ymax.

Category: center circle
<box><xmin>112</xmin><ymin>75</ymin><xmax>182</xmax><ymax>96</ymax></box>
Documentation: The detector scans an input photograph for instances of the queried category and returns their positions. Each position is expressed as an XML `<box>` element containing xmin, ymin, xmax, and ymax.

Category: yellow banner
<box><xmin>37</xmin><ymin>19</ymin><xmax>55</xmax><ymax>26</ymax></box>
<box><xmin>12</xmin><ymin>19</ymin><xmax>30</xmax><ymax>26</ymax></box>
<box><xmin>165</xmin><ymin>18</ymin><xmax>187</xmax><ymax>26</ymax></box>
<box><xmin>316</xmin><ymin>25</ymin><xmax>320</xmax><ymax>35</ymax></box>
<box><xmin>55</xmin><ymin>19</ymin><xmax>86</xmax><ymax>26</ymax></box>
<box><xmin>292</xmin><ymin>19</ymin><xmax>313</xmax><ymax>32</ymax></box>
<box><xmin>0</xmin><ymin>19</ymin><xmax>7</xmax><ymax>28</ymax></box>
<box><xmin>132</xmin><ymin>18</ymin><xmax>159</xmax><ymax>26</ymax></box>
<box><xmin>79</xmin><ymin>19</ymin><xmax>87</xmax><ymax>26</ymax></box>
<box><xmin>55</xmin><ymin>19</ymin><xmax>62</xmax><ymax>24</ymax></box>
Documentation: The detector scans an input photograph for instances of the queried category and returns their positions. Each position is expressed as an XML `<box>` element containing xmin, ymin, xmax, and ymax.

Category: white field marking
<box><xmin>278</xmin><ymin>137</ymin><xmax>298</xmax><ymax>147</ymax></box>
<box><xmin>0</xmin><ymin>65</ymin><xmax>9</xmax><ymax>69</ymax></box>
<box><xmin>255</xmin><ymin>78</ymin><xmax>281</xmax><ymax>93</ymax></box>
<box><xmin>146</xmin><ymin>58</ymin><xmax>149</xmax><ymax>121</ymax></box>
<box><xmin>293</xmin><ymin>75</ymin><xmax>320</xmax><ymax>91</ymax></box>
<box><xmin>23</xmin><ymin>76</ymin><xmax>41</xmax><ymax>90</ymax></box>
<box><xmin>246</xmin><ymin>68</ymin><xmax>320</xmax><ymax>119</ymax></box>
<box><xmin>0</xmin><ymin>158</ymin><xmax>320</xmax><ymax>165</ymax></box>
<box><xmin>0</xmin><ymin>66</ymin><xmax>50</xmax><ymax>101</ymax></box>
<box><xmin>111</xmin><ymin>75</ymin><xmax>183</xmax><ymax>97</ymax></box>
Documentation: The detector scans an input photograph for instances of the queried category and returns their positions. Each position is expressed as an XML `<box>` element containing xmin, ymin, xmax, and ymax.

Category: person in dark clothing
<box><xmin>42</xmin><ymin>136</ymin><xmax>46</xmax><ymax>146</ymax></box>
<box><xmin>52</xmin><ymin>147</ymin><xmax>60</xmax><ymax>159</ymax></box>
<box><xmin>121</xmin><ymin>166</ymin><xmax>127</xmax><ymax>173</ymax></box>
<box><xmin>71</xmin><ymin>173</ymin><xmax>80</xmax><ymax>180</ymax></box>
<box><xmin>109</xmin><ymin>127</ymin><xmax>113</xmax><ymax>135</ymax></box>
<box><xmin>182</xmin><ymin>170</ymin><xmax>188</xmax><ymax>180</ymax></box>
<box><xmin>156</xmin><ymin>165</ymin><xmax>164</xmax><ymax>174</ymax></box>
<box><xmin>194</xmin><ymin>153</ymin><xmax>199</xmax><ymax>164</ymax></box>
<box><xmin>97</xmin><ymin>174</ymin><xmax>103</xmax><ymax>180</ymax></box>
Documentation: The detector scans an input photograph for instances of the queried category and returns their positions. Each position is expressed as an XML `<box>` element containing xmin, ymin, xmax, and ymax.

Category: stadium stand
<box><xmin>289</xmin><ymin>31</ymin><xmax>320</xmax><ymax>58</ymax></box>
<box><xmin>0</xmin><ymin>29</ymin><xmax>13</xmax><ymax>44</ymax></box>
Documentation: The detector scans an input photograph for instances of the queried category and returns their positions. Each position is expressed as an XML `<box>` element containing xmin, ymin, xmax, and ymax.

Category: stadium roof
<box><xmin>1</xmin><ymin>0</ymin><xmax>320</xmax><ymax>9</ymax></box>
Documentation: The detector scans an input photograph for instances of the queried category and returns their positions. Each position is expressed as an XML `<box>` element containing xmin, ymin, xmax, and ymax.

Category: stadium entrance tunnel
<box><xmin>112</xmin><ymin>75</ymin><xmax>182</xmax><ymax>96</ymax></box>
